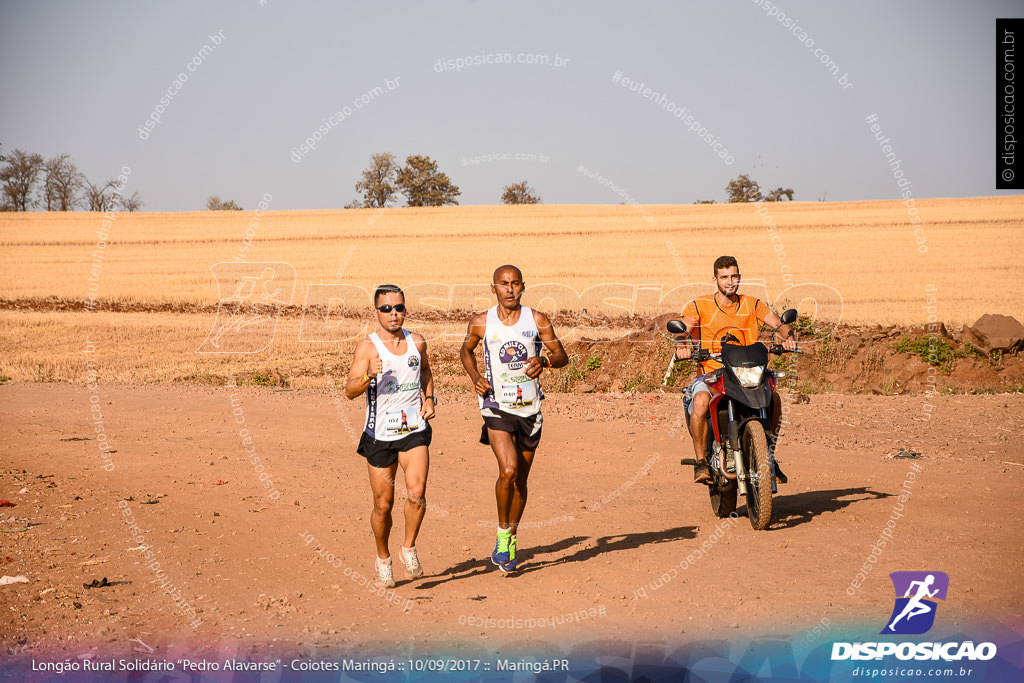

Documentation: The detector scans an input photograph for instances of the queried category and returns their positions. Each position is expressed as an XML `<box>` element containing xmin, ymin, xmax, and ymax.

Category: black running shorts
<box><xmin>357</xmin><ymin>423</ymin><xmax>432</xmax><ymax>468</ymax></box>
<box><xmin>479</xmin><ymin>409</ymin><xmax>543</xmax><ymax>452</ymax></box>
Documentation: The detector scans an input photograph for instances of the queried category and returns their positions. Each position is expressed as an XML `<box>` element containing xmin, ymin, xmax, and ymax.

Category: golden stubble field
<box><xmin>1</xmin><ymin>196</ymin><xmax>1022</xmax><ymax>385</ymax></box>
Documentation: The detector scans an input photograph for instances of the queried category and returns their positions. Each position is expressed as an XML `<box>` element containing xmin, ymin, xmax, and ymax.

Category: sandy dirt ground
<box><xmin>1</xmin><ymin>383</ymin><xmax>1022</xmax><ymax>662</ymax></box>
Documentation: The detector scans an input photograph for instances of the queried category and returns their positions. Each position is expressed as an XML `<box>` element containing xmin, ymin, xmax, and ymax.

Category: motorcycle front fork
<box><xmin>760</xmin><ymin>406</ymin><xmax>779</xmax><ymax>494</ymax></box>
<box><xmin>717</xmin><ymin>405</ymin><xmax>778</xmax><ymax>495</ymax></box>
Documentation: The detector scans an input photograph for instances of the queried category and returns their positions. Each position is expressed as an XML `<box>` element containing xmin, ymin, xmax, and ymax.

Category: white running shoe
<box><xmin>399</xmin><ymin>546</ymin><xmax>423</xmax><ymax>579</ymax></box>
<box><xmin>374</xmin><ymin>556</ymin><xmax>395</xmax><ymax>588</ymax></box>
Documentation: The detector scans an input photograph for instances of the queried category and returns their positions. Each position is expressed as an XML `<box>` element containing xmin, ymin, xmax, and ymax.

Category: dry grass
<box><xmin>1</xmin><ymin>197</ymin><xmax>1022</xmax><ymax>385</ymax></box>
<box><xmin>0</xmin><ymin>310</ymin><xmax>639</xmax><ymax>386</ymax></box>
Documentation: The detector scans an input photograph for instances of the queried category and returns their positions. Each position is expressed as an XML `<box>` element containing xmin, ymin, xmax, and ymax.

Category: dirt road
<box><xmin>1</xmin><ymin>384</ymin><xmax>1022</xmax><ymax>662</ymax></box>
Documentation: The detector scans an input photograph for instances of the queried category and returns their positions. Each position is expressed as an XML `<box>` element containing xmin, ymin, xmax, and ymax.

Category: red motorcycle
<box><xmin>667</xmin><ymin>309</ymin><xmax>799</xmax><ymax>530</ymax></box>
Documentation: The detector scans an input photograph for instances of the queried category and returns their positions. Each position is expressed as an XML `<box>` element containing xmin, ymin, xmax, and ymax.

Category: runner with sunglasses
<box><xmin>346</xmin><ymin>284</ymin><xmax>436</xmax><ymax>588</ymax></box>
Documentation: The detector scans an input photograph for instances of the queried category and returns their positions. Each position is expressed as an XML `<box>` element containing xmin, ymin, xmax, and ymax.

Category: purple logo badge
<box><xmin>499</xmin><ymin>341</ymin><xmax>528</xmax><ymax>370</ymax></box>
<box><xmin>881</xmin><ymin>571</ymin><xmax>949</xmax><ymax>635</ymax></box>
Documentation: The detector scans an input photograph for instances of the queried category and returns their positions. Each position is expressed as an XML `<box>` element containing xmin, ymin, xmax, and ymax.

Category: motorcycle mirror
<box><xmin>780</xmin><ymin>308</ymin><xmax>798</xmax><ymax>325</ymax></box>
<box><xmin>666</xmin><ymin>320</ymin><xmax>687</xmax><ymax>335</ymax></box>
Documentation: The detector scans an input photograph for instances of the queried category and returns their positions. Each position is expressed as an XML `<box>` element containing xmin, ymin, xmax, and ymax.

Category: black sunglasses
<box><xmin>377</xmin><ymin>304</ymin><xmax>406</xmax><ymax>313</ymax></box>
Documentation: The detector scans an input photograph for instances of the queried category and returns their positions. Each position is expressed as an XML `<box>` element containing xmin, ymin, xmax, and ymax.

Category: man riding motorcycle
<box><xmin>674</xmin><ymin>256</ymin><xmax>797</xmax><ymax>483</ymax></box>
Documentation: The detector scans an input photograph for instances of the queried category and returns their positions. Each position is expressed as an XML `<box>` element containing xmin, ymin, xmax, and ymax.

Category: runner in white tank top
<box><xmin>460</xmin><ymin>265</ymin><xmax>568</xmax><ymax>573</ymax></box>
<box><xmin>479</xmin><ymin>304</ymin><xmax>543</xmax><ymax>418</ymax></box>
<box><xmin>365</xmin><ymin>329</ymin><xmax>426</xmax><ymax>440</ymax></box>
<box><xmin>346</xmin><ymin>285</ymin><xmax>436</xmax><ymax>590</ymax></box>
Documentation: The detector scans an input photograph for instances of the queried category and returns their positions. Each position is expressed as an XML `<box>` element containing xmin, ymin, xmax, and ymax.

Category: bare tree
<box><xmin>0</xmin><ymin>149</ymin><xmax>44</xmax><ymax>211</ymax></box>
<box><xmin>354</xmin><ymin>152</ymin><xmax>399</xmax><ymax>208</ymax></box>
<box><xmin>396</xmin><ymin>155</ymin><xmax>460</xmax><ymax>207</ymax></box>
<box><xmin>84</xmin><ymin>179</ymin><xmax>121</xmax><ymax>212</ymax></box>
<box><xmin>501</xmin><ymin>180</ymin><xmax>542</xmax><ymax>205</ymax></box>
<box><xmin>43</xmin><ymin>154</ymin><xmax>84</xmax><ymax>211</ymax></box>
<box><xmin>121</xmin><ymin>192</ymin><xmax>144</xmax><ymax>212</ymax></box>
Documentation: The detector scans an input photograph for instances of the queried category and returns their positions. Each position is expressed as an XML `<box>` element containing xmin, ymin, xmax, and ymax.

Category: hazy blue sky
<box><xmin>1</xmin><ymin>1</ymin><xmax>1018</xmax><ymax>210</ymax></box>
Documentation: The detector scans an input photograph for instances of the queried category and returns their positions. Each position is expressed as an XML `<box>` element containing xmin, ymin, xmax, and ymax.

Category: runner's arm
<box><xmin>345</xmin><ymin>339</ymin><xmax>379</xmax><ymax>400</ymax></box>
<box><xmin>459</xmin><ymin>314</ymin><xmax>492</xmax><ymax>395</ymax></box>
<box><xmin>524</xmin><ymin>309</ymin><xmax>568</xmax><ymax>378</ymax></box>
<box><xmin>414</xmin><ymin>335</ymin><xmax>436</xmax><ymax>419</ymax></box>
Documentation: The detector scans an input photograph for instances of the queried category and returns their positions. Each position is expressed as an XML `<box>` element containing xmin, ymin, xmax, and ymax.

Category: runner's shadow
<box><xmin>414</xmin><ymin>536</ymin><xmax>586</xmax><ymax>589</ymax></box>
<box><xmin>509</xmin><ymin>526</ymin><xmax>698</xmax><ymax>578</ymax></box>
<box><xmin>769</xmin><ymin>487</ymin><xmax>892</xmax><ymax>529</ymax></box>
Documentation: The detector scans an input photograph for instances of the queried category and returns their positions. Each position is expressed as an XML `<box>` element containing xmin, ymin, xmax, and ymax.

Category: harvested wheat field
<box><xmin>1</xmin><ymin>198</ymin><xmax>1023</xmax><ymax>680</ymax></box>
<box><xmin>1</xmin><ymin>197</ymin><xmax>1023</xmax><ymax>389</ymax></box>
<box><xmin>1</xmin><ymin>196</ymin><xmax>1022</xmax><ymax>320</ymax></box>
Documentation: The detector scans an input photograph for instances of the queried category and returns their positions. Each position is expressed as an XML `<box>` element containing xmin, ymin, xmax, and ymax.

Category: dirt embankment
<box><xmin>292</xmin><ymin>319</ymin><xmax>1024</xmax><ymax>397</ymax></box>
<box><xmin>541</xmin><ymin>321</ymin><xmax>1024</xmax><ymax>397</ymax></box>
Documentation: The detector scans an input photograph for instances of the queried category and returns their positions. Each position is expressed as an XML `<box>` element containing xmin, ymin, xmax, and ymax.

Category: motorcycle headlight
<box><xmin>733</xmin><ymin>365</ymin><xmax>765</xmax><ymax>388</ymax></box>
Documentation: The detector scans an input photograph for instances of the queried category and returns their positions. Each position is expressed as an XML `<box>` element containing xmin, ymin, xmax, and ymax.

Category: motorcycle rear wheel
<box><xmin>742</xmin><ymin>421</ymin><xmax>773</xmax><ymax>530</ymax></box>
<box><xmin>709</xmin><ymin>482</ymin><xmax>737</xmax><ymax>518</ymax></box>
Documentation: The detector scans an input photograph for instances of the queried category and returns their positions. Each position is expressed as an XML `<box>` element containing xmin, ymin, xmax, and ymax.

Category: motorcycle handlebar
<box><xmin>672</xmin><ymin>344</ymin><xmax>802</xmax><ymax>364</ymax></box>
<box><xmin>769</xmin><ymin>345</ymin><xmax>804</xmax><ymax>355</ymax></box>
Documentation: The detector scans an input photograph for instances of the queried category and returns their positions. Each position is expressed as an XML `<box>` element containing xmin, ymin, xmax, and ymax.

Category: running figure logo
<box><xmin>197</xmin><ymin>262</ymin><xmax>296</xmax><ymax>354</ymax></box>
<box><xmin>881</xmin><ymin>571</ymin><xmax>949</xmax><ymax>635</ymax></box>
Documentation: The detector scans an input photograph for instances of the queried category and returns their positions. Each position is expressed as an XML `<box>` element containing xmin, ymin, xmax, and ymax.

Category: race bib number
<box><xmin>384</xmin><ymin>408</ymin><xmax>419</xmax><ymax>436</ymax></box>
<box><xmin>499</xmin><ymin>383</ymin><xmax>535</xmax><ymax>407</ymax></box>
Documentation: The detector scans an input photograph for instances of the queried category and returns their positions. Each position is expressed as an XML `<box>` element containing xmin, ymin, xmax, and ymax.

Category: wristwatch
<box><xmin>540</xmin><ymin>357</ymin><xmax>550</xmax><ymax>368</ymax></box>
<box><xmin>424</xmin><ymin>395</ymin><xmax>437</xmax><ymax>404</ymax></box>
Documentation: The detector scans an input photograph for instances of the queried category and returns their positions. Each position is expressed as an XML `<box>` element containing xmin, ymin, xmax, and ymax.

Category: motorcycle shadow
<box><xmin>768</xmin><ymin>487</ymin><xmax>893</xmax><ymax>529</ymax></box>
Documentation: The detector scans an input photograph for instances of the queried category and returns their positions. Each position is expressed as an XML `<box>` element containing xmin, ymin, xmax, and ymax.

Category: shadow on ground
<box><xmin>766</xmin><ymin>487</ymin><xmax>893</xmax><ymax>529</ymax></box>
<box><xmin>416</xmin><ymin>526</ymin><xmax>697</xmax><ymax>587</ymax></box>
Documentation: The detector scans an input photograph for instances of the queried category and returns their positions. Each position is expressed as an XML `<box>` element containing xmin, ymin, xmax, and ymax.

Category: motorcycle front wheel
<box><xmin>742</xmin><ymin>421</ymin><xmax>773</xmax><ymax>530</ymax></box>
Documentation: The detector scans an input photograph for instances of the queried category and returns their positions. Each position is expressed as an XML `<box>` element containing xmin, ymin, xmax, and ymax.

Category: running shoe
<box><xmin>499</xmin><ymin>536</ymin><xmax>518</xmax><ymax>573</ymax></box>
<box><xmin>491</xmin><ymin>529</ymin><xmax>512</xmax><ymax>566</ymax></box>
<box><xmin>399</xmin><ymin>546</ymin><xmax>423</xmax><ymax>579</ymax></box>
<box><xmin>374</xmin><ymin>556</ymin><xmax>395</xmax><ymax>589</ymax></box>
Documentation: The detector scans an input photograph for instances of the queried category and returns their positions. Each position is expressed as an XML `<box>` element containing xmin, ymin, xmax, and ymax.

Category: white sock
<box><xmin>497</xmin><ymin>525</ymin><xmax>510</xmax><ymax>535</ymax></box>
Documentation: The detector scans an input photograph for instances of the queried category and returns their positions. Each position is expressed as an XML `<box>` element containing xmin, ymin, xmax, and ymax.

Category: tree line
<box><xmin>2</xmin><ymin>141</ymin><xmax>791</xmax><ymax>211</ymax></box>
<box><xmin>209</xmin><ymin>153</ymin><xmax>542</xmax><ymax>210</ymax></box>
<box><xmin>346</xmin><ymin>152</ymin><xmax>541</xmax><ymax>208</ymax></box>
<box><xmin>695</xmin><ymin>174</ymin><xmax>795</xmax><ymax>204</ymax></box>
<box><xmin>0</xmin><ymin>144</ymin><xmax>142</xmax><ymax>212</ymax></box>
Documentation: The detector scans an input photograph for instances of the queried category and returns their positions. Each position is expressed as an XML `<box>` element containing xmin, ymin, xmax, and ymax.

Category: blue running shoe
<box><xmin>499</xmin><ymin>536</ymin><xmax>518</xmax><ymax>573</ymax></box>
<box><xmin>491</xmin><ymin>529</ymin><xmax>511</xmax><ymax>566</ymax></box>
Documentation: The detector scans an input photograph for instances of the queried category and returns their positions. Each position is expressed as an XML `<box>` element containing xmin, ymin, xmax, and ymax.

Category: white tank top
<box><xmin>479</xmin><ymin>306</ymin><xmax>543</xmax><ymax>417</ymax></box>
<box><xmin>363</xmin><ymin>330</ymin><xmax>425</xmax><ymax>441</ymax></box>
